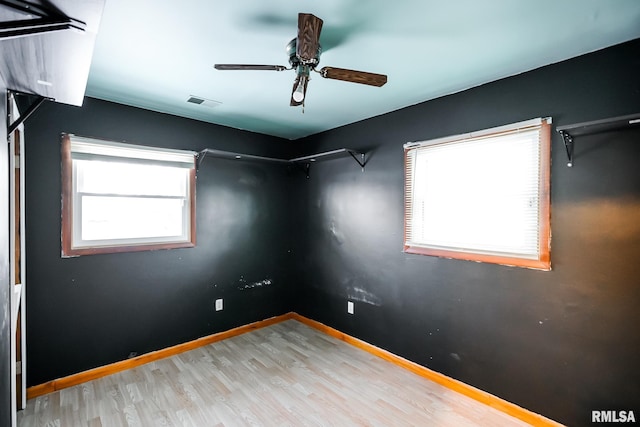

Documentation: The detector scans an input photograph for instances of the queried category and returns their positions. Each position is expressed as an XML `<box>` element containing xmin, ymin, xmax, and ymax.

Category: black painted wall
<box><xmin>291</xmin><ymin>39</ymin><xmax>640</xmax><ymax>426</ymax></box>
<box><xmin>21</xmin><ymin>39</ymin><xmax>640</xmax><ymax>427</ymax></box>
<box><xmin>0</xmin><ymin>78</ymin><xmax>12</xmax><ymax>427</ymax></box>
<box><xmin>24</xmin><ymin>98</ymin><xmax>295</xmax><ymax>386</ymax></box>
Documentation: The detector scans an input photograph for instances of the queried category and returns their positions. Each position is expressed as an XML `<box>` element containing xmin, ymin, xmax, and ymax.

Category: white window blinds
<box><xmin>404</xmin><ymin>118</ymin><xmax>551</xmax><ymax>269</ymax></box>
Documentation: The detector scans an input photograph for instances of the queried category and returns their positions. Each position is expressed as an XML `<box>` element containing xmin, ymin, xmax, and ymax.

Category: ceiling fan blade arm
<box><xmin>320</xmin><ymin>67</ymin><xmax>387</xmax><ymax>87</ymax></box>
<box><xmin>214</xmin><ymin>64</ymin><xmax>288</xmax><ymax>71</ymax></box>
<box><xmin>296</xmin><ymin>13</ymin><xmax>323</xmax><ymax>63</ymax></box>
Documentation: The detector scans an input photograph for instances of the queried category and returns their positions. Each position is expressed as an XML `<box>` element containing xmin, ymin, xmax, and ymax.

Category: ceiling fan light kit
<box><xmin>214</xmin><ymin>13</ymin><xmax>387</xmax><ymax>107</ymax></box>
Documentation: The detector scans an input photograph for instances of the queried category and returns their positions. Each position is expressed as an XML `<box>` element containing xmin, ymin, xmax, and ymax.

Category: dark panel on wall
<box><xmin>292</xmin><ymin>38</ymin><xmax>640</xmax><ymax>426</ymax></box>
<box><xmin>0</xmin><ymin>80</ymin><xmax>12</xmax><ymax>427</ymax></box>
<box><xmin>24</xmin><ymin>98</ymin><xmax>295</xmax><ymax>385</ymax></box>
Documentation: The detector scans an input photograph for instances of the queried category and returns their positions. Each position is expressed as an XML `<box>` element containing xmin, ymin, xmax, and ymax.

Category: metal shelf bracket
<box><xmin>347</xmin><ymin>150</ymin><xmax>366</xmax><ymax>170</ymax></box>
<box><xmin>289</xmin><ymin>148</ymin><xmax>366</xmax><ymax>179</ymax></box>
<box><xmin>558</xmin><ymin>130</ymin><xmax>574</xmax><ymax>167</ymax></box>
<box><xmin>7</xmin><ymin>92</ymin><xmax>46</xmax><ymax>135</ymax></box>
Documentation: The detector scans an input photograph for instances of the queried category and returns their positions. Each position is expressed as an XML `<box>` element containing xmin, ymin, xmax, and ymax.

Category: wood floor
<box><xmin>18</xmin><ymin>320</ymin><xmax>531</xmax><ymax>426</ymax></box>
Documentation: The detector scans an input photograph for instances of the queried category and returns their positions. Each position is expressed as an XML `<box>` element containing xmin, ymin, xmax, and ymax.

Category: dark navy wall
<box><xmin>24</xmin><ymin>98</ymin><xmax>295</xmax><ymax>386</ymax></box>
<box><xmin>291</xmin><ymin>39</ymin><xmax>640</xmax><ymax>426</ymax></box>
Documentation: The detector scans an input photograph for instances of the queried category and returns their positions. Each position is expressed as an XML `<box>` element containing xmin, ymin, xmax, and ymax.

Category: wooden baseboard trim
<box><xmin>27</xmin><ymin>312</ymin><xmax>294</xmax><ymax>399</ymax></box>
<box><xmin>290</xmin><ymin>313</ymin><xmax>563</xmax><ymax>427</ymax></box>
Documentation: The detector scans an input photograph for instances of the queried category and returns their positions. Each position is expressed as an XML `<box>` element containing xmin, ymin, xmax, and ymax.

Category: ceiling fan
<box><xmin>214</xmin><ymin>13</ymin><xmax>388</xmax><ymax>107</ymax></box>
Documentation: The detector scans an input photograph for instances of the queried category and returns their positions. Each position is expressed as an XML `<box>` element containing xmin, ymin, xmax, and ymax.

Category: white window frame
<box><xmin>403</xmin><ymin>118</ymin><xmax>551</xmax><ymax>270</ymax></box>
<box><xmin>61</xmin><ymin>134</ymin><xmax>197</xmax><ymax>257</ymax></box>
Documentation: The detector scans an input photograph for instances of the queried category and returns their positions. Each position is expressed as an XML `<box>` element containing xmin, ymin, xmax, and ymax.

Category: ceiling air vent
<box><xmin>187</xmin><ymin>96</ymin><xmax>221</xmax><ymax>108</ymax></box>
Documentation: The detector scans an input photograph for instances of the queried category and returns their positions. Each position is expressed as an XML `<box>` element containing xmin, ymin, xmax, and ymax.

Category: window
<box><xmin>61</xmin><ymin>134</ymin><xmax>196</xmax><ymax>256</ymax></box>
<box><xmin>404</xmin><ymin>118</ymin><xmax>551</xmax><ymax>270</ymax></box>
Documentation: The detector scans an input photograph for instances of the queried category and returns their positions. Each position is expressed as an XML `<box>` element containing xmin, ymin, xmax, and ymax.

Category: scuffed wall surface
<box><xmin>291</xmin><ymin>39</ymin><xmax>640</xmax><ymax>426</ymax></box>
<box><xmin>24</xmin><ymin>99</ymin><xmax>294</xmax><ymax>385</ymax></box>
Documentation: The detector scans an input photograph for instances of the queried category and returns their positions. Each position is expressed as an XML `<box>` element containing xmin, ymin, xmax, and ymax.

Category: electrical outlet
<box><xmin>215</xmin><ymin>298</ymin><xmax>223</xmax><ymax>311</ymax></box>
<box><xmin>347</xmin><ymin>301</ymin><xmax>354</xmax><ymax>315</ymax></box>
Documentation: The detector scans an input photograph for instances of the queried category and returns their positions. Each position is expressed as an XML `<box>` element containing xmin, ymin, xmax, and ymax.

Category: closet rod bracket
<box><xmin>558</xmin><ymin>130</ymin><xmax>574</xmax><ymax>167</ymax></box>
<box><xmin>347</xmin><ymin>150</ymin><xmax>366</xmax><ymax>171</ymax></box>
<box><xmin>7</xmin><ymin>92</ymin><xmax>47</xmax><ymax>135</ymax></box>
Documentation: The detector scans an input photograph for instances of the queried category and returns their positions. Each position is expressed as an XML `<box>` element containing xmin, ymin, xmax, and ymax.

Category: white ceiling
<box><xmin>85</xmin><ymin>0</ymin><xmax>640</xmax><ymax>140</ymax></box>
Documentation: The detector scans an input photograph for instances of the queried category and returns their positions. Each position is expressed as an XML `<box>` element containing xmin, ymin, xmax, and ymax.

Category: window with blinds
<box><xmin>61</xmin><ymin>134</ymin><xmax>197</xmax><ymax>257</ymax></box>
<box><xmin>403</xmin><ymin>118</ymin><xmax>551</xmax><ymax>270</ymax></box>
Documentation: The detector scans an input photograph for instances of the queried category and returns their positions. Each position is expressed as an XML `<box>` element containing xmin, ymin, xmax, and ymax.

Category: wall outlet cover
<box><xmin>215</xmin><ymin>298</ymin><xmax>223</xmax><ymax>311</ymax></box>
<box><xmin>347</xmin><ymin>301</ymin><xmax>354</xmax><ymax>315</ymax></box>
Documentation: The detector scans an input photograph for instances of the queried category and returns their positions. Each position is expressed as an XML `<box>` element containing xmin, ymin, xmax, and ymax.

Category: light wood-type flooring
<box><xmin>18</xmin><ymin>320</ymin><xmax>531</xmax><ymax>426</ymax></box>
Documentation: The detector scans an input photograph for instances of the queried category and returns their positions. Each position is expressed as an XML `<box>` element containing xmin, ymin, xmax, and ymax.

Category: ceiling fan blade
<box><xmin>214</xmin><ymin>64</ymin><xmax>288</xmax><ymax>71</ymax></box>
<box><xmin>297</xmin><ymin>13</ymin><xmax>323</xmax><ymax>63</ymax></box>
<box><xmin>320</xmin><ymin>67</ymin><xmax>387</xmax><ymax>87</ymax></box>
